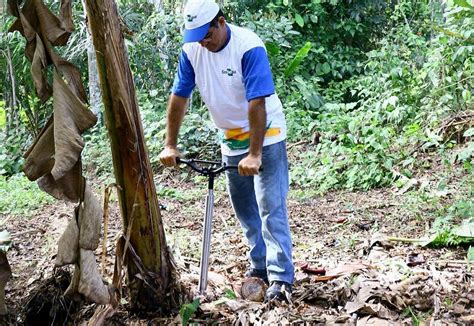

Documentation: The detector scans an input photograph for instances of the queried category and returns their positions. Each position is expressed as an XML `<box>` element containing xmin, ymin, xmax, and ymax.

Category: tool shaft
<box><xmin>198</xmin><ymin>189</ymin><xmax>214</xmax><ymax>294</ymax></box>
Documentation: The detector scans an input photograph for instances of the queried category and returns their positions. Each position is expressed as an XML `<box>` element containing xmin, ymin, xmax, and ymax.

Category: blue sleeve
<box><xmin>241</xmin><ymin>47</ymin><xmax>275</xmax><ymax>101</ymax></box>
<box><xmin>171</xmin><ymin>50</ymin><xmax>195</xmax><ymax>98</ymax></box>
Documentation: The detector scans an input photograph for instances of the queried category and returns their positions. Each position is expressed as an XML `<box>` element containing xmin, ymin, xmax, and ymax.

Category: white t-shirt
<box><xmin>172</xmin><ymin>23</ymin><xmax>286</xmax><ymax>156</ymax></box>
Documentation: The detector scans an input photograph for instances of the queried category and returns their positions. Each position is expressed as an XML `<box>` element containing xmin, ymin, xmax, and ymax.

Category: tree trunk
<box><xmin>87</xmin><ymin>40</ymin><xmax>102</xmax><ymax>119</ymax></box>
<box><xmin>148</xmin><ymin>0</ymin><xmax>163</xmax><ymax>12</ymax></box>
<box><xmin>83</xmin><ymin>0</ymin><xmax>173</xmax><ymax>311</ymax></box>
<box><xmin>80</xmin><ymin>0</ymin><xmax>102</xmax><ymax>120</ymax></box>
<box><xmin>4</xmin><ymin>44</ymin><xmax>18</xmax><ymax>137</ymax></box>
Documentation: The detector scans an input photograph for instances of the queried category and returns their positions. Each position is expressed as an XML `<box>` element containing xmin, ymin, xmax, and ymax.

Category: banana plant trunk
<box><xmin>84</xmin><ymin>0</ymin><xmax>172</xmax><ymax>311</ymax></box>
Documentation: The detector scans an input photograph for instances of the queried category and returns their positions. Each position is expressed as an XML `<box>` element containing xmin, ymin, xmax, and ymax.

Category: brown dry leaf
<box><xmin>296</xmin><ymin>261</ymin><xmax>326</xmax><ymax>275</ymax></box>
<box><xmin>369</xmin><ymin>232</ymin><xmax>394</xmax><ymax>250</ymax></box>
<box><xmin>367</xmin><ymin>246</ymin><xmax>389</xmax><ymax>263</ymax></box>
<box><xmin>8</xmin><ymin>1</ymin><xmax>37</xmax><ymax>43</ymax></box>
<box><xmin>188</xmin><ymin>264</ymin><xmax>227</xmax><ymax>287</ymax></box>
<box><xmin>87</xmin><ymin>305</ymin><xmax>116</xmax><ymax>326</ymax></box>
<box><xmin>78</xmin><ymin>183</ymin><xmax>103</xmax><ymax>250</ymax></box>
<box><xmin>406</xmin><ymin>253</ymin><xmax>425</xmax><ymax>267</ymax></box>
<box><xmin>58</xmin><ymin>0</ymin><xmax>74</xmax><ymax>34</ymax></box>
<box><xmin>7</xmin><ymin>0</ymin><xmax>20</xmax><ymax>17</ymax></box>
<box><xmin>78</xmin><ymin>249</ymin><xmax>110</xmax><ymax>304</ymax></box>
<box><xmin>35</xmin><ymin>0</ymin><xmax>72</xmax><ymax>46</ymax></box>
<box><xmin>11</xmin><ymin>3</ymin><xmax>41</xmax><ymax>63</ymax></box>
<box><xmin>56</xmin><ymin>61</ymin><xmax>88</xmax><ymax>103</ymax></box>
<box><xmin>345</xmin><ymin>300</ymin><xmax>365</xmax><ymax>314</ymax></box>
<box><xmin>0</xmin><ymin>251</ymin><xmax>12</xmax><ymax>315</ymax></box>
<box><xmin>46</xmin><ymin>46</ymin><xmax>87</xmax><ymax>103</ymax></box>
<box><xmin>356</xmin><ymin>281</ymin><xmax>380</xmax><ymax>303</ymax></box>
<box><xmin>51</xmin><ymin>71</ymin><xmax>96</xmax><ymax>180</ymax></box>
<box><xmin>315</xmin><ymin>262</ymin><xmax>369</xmax><ymax>281</ymax></box>
<box><xmin>23</xmin><ymin>117</ymin><xmax>55</xmax><ymax>181</ymax></box>
<box><xmin>202</xmin><ymin>299</ymin><xmax>260</xmax><ymax>313</ymax></box>
<box><xmin>37</xmin><ymin>162</ymin><xmax>83</xmax><ymax>202</ymax></box>
<box><xmin>356</xmin><ymin>316</ymin><xmax>400</xmax><ymax>326</ymax></box>
<box><xmin>326</xmin><ymin>262</ymin><xmax>369</xmax><ymax>276</ymax></box>
<box><xmin>30</xmin><ymin>33</ymin><xmax>52</xmax><ymax>102</ymax></box>
<box><xmin>55</xmin><ymin>216</ymin><xmax>79</xmax><ymax>266</ymax></box>
<box><xmin>460</xmin><ymin>315</ymin><xmax>474</xmax><ymax>323</ymax></box>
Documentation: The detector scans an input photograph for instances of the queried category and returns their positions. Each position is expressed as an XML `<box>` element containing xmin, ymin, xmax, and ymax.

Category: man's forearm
<box><xmin>248</xmin><ymin>98</ymin><xmax>267</xmax><ymax>157</ymax></box>
<box><xmin>165</xmin><ymin>94</ymin><xmax>188</xmax><ymax>148</ymax></box>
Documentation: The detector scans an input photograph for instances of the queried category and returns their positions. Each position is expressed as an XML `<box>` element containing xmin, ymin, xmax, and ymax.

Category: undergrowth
<box><xmin>0</xmin><ymin>174</ymin><xmax>53</xmax><ymax>218</ymax></box>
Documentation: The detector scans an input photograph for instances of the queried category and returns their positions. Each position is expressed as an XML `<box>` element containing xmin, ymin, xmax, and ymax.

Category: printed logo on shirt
<box><xmin>222</xmin><ymin>68</ymin><xmax>237</xmax><ymax>76</ymax></box>
<box><xmin>186</xmin><ymin>14</ymin><xmax>197</xmax><ymax>22</ymax></box>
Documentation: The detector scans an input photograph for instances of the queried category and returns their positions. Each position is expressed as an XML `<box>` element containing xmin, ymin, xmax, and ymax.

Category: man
<box><xmin>159</xmin><ymin>0</ymin><xmax>294</xmax><ymax>301</ymax></box>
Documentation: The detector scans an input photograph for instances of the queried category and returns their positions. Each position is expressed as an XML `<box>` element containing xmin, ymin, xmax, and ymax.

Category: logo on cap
<box><xmin>186</xmin><ymin>14</ymin><xmax>198</xmax><ymax>22</ymax></box>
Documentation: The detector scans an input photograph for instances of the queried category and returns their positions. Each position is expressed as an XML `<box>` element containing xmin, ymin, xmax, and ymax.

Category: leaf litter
<box><xmin>2</xmin><ymin>153</ymin><xmax>473</xmax><ymax>324</ymax></box>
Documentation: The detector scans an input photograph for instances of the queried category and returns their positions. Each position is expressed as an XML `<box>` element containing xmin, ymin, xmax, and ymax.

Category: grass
<box><xmin>0</xmin><ymin>174</ymin><xmax>54</xmax><ymax>218</ymax></box>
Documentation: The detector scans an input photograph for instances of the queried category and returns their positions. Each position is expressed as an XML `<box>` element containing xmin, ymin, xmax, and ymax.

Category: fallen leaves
<box><xmin>297</xmin><ymin>260</ymin><xmax>370</xmax><ymax>282</ymax></box>
<box><xmin>406</xmin><ymin>253</ymin><xmax>425</xmax><ymax>267</ymax></box>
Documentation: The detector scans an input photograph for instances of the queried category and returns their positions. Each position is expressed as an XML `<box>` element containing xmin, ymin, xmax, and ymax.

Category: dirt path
<box><xmin>1</xmin><ymin>160</ymin><xmax>473</xmax><ymax>325</ymax></box>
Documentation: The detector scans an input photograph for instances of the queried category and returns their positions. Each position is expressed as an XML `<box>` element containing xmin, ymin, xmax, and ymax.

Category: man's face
<box><xmin>199</xmin><ymin>17</ymin><xmax>227</xmax><ymax>52</ymax></box>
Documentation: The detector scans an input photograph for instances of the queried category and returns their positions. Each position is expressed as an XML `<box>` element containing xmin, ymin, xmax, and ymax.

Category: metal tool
<box><xmin>176</xmin><ymin>158</ymin><xmax>237</xmax><ymax>295</ymax></box>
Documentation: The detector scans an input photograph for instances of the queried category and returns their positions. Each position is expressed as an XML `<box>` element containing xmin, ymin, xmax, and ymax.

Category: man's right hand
<box><xmin>159</xmin><ymin>146</ymin><xmax>181</xmax><ymax>167</ymax></box>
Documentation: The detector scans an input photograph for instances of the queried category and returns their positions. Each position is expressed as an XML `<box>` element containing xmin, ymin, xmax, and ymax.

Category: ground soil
<box><xmin>1</xmin><ymin>152</ymin><xmax>473</xmax><ymax>325</ymax></box>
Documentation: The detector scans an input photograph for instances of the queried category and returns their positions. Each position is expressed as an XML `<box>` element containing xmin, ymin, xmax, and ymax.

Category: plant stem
<box><xmin>387</xmin><ymin>237</ymin><xmax>426</xmax><ymax>243</ymax></box>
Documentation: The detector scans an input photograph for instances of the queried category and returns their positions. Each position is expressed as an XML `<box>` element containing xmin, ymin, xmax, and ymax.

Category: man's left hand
<box><xmin>238</xmin><ymin>154</ymin><xmax>262</xmax><ymax>176</ymax></box>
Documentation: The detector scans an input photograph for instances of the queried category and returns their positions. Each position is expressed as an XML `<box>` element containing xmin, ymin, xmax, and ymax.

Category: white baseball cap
<box><xmin>183</xmin><ymin>0</ymin><xmax>220</xmax><ymax>43</ymax></box>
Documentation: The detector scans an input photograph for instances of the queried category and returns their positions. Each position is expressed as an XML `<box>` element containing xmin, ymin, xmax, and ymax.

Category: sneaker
<box><xmin>244</xmin><ymin>268</ymin><xmax>269</xmax><ymax>284</ymax></box>
<box><xmin>265</xmin><ymin>281</ymin><xmax>292</xmax><ymax>302</ymax></box>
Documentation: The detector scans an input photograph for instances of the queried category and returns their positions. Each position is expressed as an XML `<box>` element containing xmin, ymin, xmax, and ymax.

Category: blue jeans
<box><xmin>222</xmin><ymin>141</ymin><xmax>294</xmax><ymax>284</ymax></box>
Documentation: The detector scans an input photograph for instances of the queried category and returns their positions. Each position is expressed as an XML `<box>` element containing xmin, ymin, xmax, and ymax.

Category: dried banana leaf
<box><xmin>55</xmin><ymin>216</ymin><xmax>79</xmax><ymax>266</ymax></box>
<box><xmin>23</xmin><ymin>117</ymin><xmax>54</xmax><ymax>181</ymax></box>
<box><xmin>78</xmin><ymin>249</ymin><xmax>110</xmax><ymax>304</ymax></box>
<box><xmin>37</xmin><ymin>161</ymin><xmax>83</xmax><ymax>202</ymax></box>
<box><xmin>8</xmin><ymin>1</ymin><xmax>37</xmax><ymax>42</ymax></box>
<box><xmin>49</xmin><ymin>51</ymin><xmax>87</xmax><ymax>103</ymax></box>
<box><xmin>34</xmin><ymin>0</ymin><xmax>72</xmax><ymax>46</ymax></box>
<box><xmin>58</xmin><ymin>0</ymin><xmax>74</xmax><ymax>34</ymax></box>
<box><xmin>31</xmin><ymin>34</ymin><xmax>52</xmax><ymax>102</ymax></box>
<box><xmin>7</xmin><ymin>0</ymin><xmax>20</xmax><ymax>17</ymax></box>
<box><xmin>51</xmin><ymin>71</ymin><xmax>96</xmax><ymax>180</ymax></box>
<box><xmin>78</xmin><ymin>183</ymin><xmax>102</xmax><ymax>250</ymax></box>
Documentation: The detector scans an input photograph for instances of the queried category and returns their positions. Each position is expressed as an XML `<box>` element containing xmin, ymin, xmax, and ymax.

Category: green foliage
<box><xmin>82</xmin><ymin>125</ymin><xmax>113</xmax><ymax>179</ymax></box>
<box><xmin>284</xmin><ymin>41</ymin><xmax>312</xmax><ymax>78</ymax></box>
<box><xmin>454</xmin><ymin>0</ymin><xmax>474</xmax><ymax>11</ymax></box>
<box><xmin>468</xmin><ymin>246</ymin><xmax>474</xmax><ymax>263</ymax></box>
<box><xmin>2</xmin><ymin>0</ymin><xmax>473</xmax><ymax>195</ymax></box>
<box><xmin>402</xmin><ymin>306</ymin><xmax>421</xmax><ymax>326</ymax></box>
<box><xmin>155</xmin><ymin>184</ymin><xmax>198</xmax><ymax>202</ymax></box>
<box><xmin>126</xmin><ymin>6</ymin><xmax>182</xmax><ymax>94</ymax></box>
<box><xmin>82</xmin><ymin>90</ymin><xmax>220</xmax><ymax>177</ymax></box>
<box><xmin>422</xmin><ymin>200</ymin><xmax>474</xmax><ymax>247</ymax></box>
<box><xmin>0</xmin><ymin>102</ymin><xmax>5</xmax><ymax>128</ymax></box>
<box><xmin>0</xmin><ymin>132</ymin><xmax>25</xmax><ymax>176</ymax></box>
<box><xmin>140</xmin><ymin>91</ymin><xmax>220</xmax><ymax>164</ymax></box>
<box><xmin>223</xmin><ymin>288</ymin><xmax>237</xmax><ymax>299</ymax></box>
<box><xmin>0</xmin><ymin>174</ymin><xmax>53</xmax><ymax>216</ymax></box>
<box><xmin>289</xmin><ymin>1</ymin><xmax>474</xmax><ymax>192</ymax></box>
<box><xmin>179</xmin><ymin>298</ymin><xmax>200</xmax><ymax>326</ymax></box>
